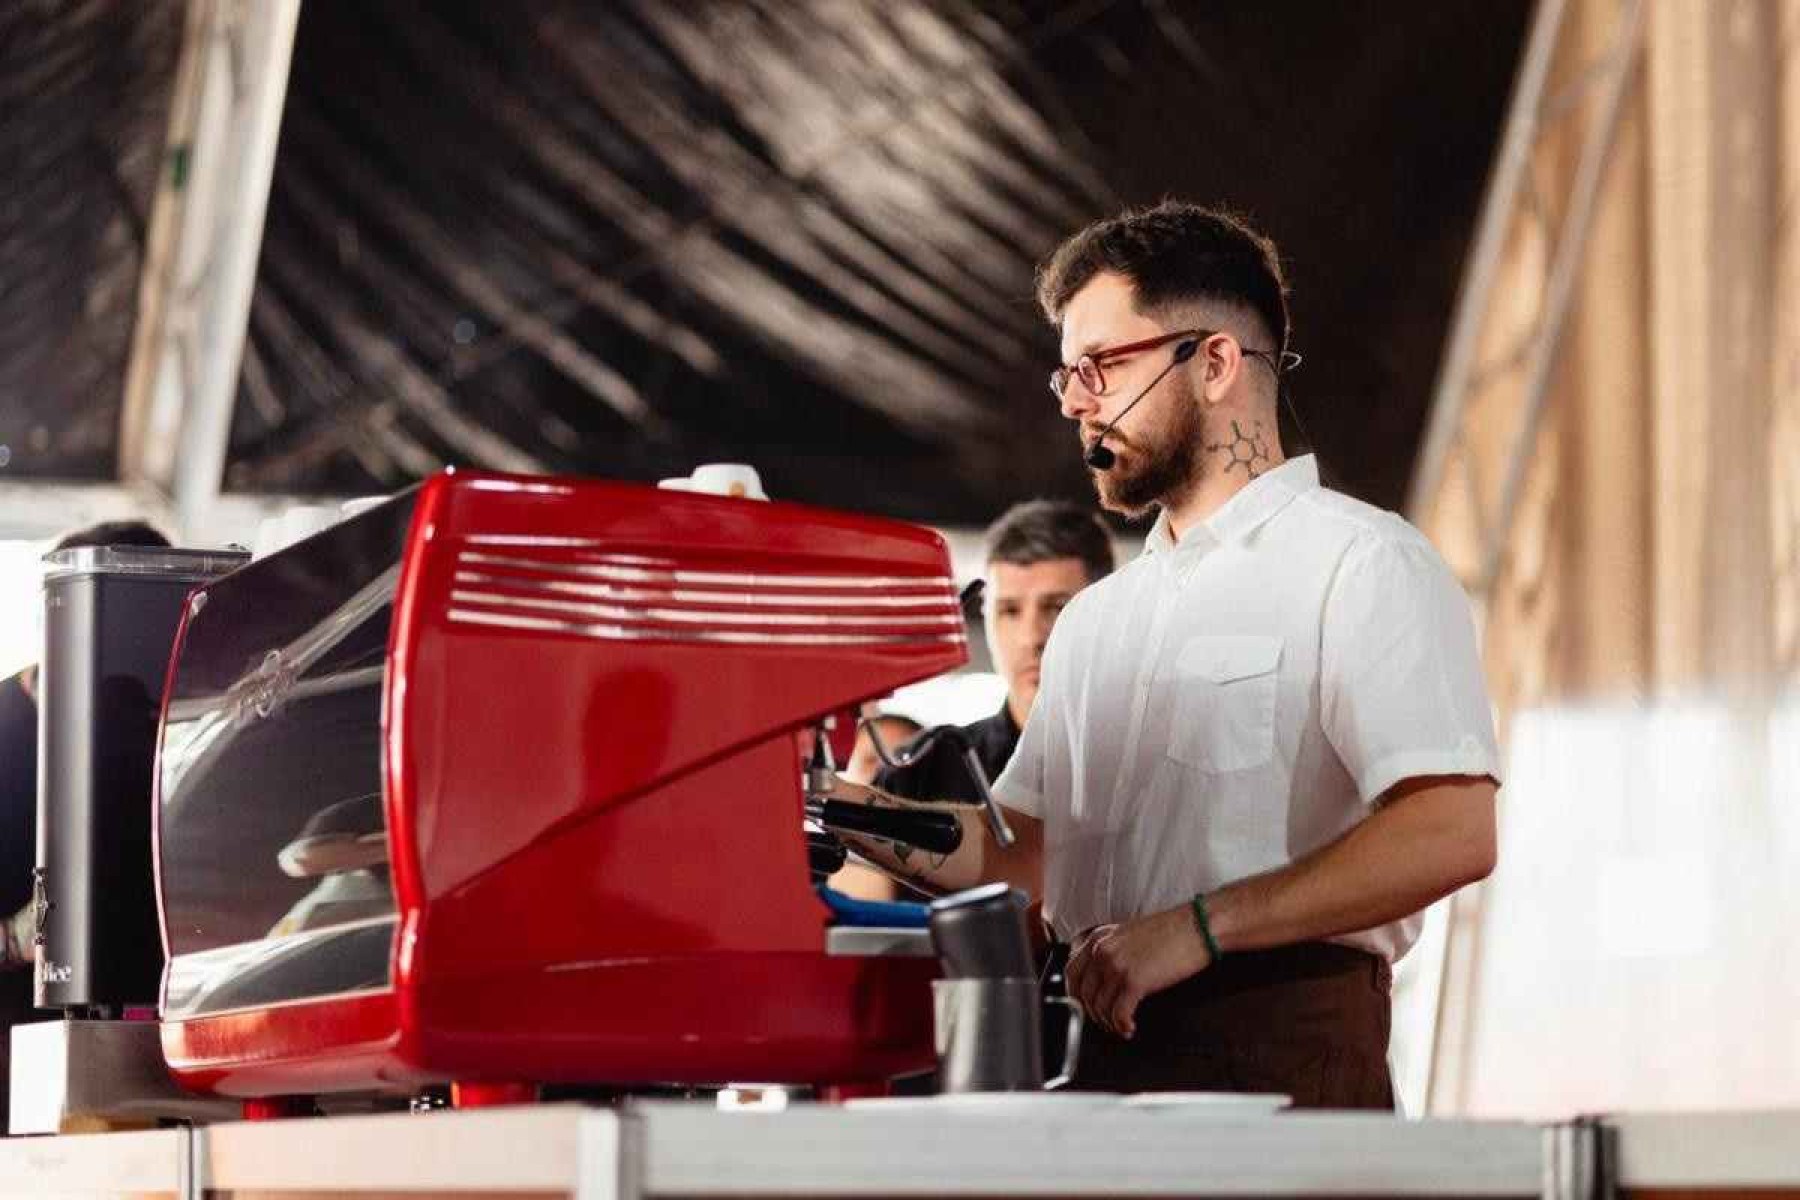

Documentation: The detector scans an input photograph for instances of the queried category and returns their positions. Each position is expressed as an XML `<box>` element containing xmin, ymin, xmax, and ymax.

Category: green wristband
<box><xmin>1190</xmin><ymin>893</ymin><xmax>1222</xmax><ymax>961</ymax></box>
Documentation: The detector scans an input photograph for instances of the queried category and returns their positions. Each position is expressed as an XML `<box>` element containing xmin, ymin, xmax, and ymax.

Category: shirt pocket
<box><xmin>1166</xmin><ymin>634</ymin><xmax>1282</xmax><ymax>773</ymax></box>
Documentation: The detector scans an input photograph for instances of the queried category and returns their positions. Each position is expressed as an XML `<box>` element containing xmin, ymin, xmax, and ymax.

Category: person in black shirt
<box><xmin>0</xmin><ymin>670</ymin><xmax>37</xmax><ymax>964</ymax></box>
<box><xmin>870</xmin><ymin>502</ymin><xmax>1112</xmax><ymax>1089</ymax></box>
<box><xmin>875</xmin><ymin>500</ymin><xmax>1114</xmax><ymax>806</ymax></box>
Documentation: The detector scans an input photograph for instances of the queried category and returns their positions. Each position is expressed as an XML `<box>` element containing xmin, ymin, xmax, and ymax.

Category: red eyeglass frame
<box><xmin>1049</xmin><ymin>328</ymin><xmax>1296</xmax><ymax>400</ymax></box>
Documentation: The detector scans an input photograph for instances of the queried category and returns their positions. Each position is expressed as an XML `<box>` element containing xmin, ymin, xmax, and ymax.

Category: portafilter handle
<box><xmin>808</xmin><ymin>800</ymin><xmax>965</xmax><ymax>856</ymax></box>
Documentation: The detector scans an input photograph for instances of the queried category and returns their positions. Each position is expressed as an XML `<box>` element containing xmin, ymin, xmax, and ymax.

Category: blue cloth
<box><xmin>815</xmin><ymin>885</ymin><xmax>930</xmax><ymax>928</ymax></box>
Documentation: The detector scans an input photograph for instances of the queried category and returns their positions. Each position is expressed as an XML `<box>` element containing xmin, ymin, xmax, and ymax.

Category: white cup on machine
<box><xmin>658</xmin><ymin>463</ymin><xmax>768</xmax><ymax>500</ymax></box>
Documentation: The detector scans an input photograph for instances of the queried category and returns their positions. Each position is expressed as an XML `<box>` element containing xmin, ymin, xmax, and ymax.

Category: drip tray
<box><xmin>824</xmin><ymin>927</ymin><xmax>935</xmax><ymax>957</ymax></box>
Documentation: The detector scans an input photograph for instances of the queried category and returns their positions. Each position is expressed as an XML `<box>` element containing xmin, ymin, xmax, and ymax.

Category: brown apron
<box><xmin>1064</xmin><ymin>941</ymin><xmax>1396</xmax><ymax>1109</ymax></box>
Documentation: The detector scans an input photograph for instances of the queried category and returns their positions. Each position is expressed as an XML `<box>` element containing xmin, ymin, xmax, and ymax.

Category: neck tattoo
<box><xmin>1206</xmin><ymin>419</ymin><xmax>1272</xmax><ymax>478</ymax></box>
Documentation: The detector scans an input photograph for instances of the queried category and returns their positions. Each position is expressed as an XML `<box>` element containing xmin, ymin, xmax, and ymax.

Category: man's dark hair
<box><xmin>1035</xmin><ymin>200</ymin><xmax>1290</xmax><ymax>355</ymax></box>
<box><xmin>984</xmin><ymin>500</ymin><xmax>1114</xmax><ymax>584</ymax></box>
<box><xmin>50</xmin><ymin>520</ymin><xmax>170</xmax><ymax>553</ymax></box>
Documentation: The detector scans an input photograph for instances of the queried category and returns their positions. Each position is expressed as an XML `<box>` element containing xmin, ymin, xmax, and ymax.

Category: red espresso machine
<box><xmin>153</xmin><ymin>470</ymin><xmax>965</xmax><ymax>1099</ymax></box>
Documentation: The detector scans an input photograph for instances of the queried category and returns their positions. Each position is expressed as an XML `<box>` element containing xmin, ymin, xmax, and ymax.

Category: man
<box><xmin>0</xmin><ymin>674</ymin><xmax>35</xmax><ymax>969</ymax></box>
<box><xmin>873</xmin><ymin>501</ymin><xmax>1115</xmax><ymax>807</ymax></box>
<box><xmin>829</xmin><ymin>201</ymin><xmax>1500</xmax><ymax>1108</ymax></box>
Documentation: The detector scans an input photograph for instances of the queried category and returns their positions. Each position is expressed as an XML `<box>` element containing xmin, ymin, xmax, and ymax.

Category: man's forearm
<box><xmin>833</xmin><ymin>799</ymin><xmax>985</xmax><ymax>896</ymax></box>
<box><xmin>1206</xmin><ymin>775</ymin><xmax>1497</xmax><ymax>954</ymax></box>
<box><xmin>1059</xmin><ymin>777</ymin><xmax>1494</xmax><ymax>1039</ymax></box>
<box><xmin>825</xmin><ymin>781</ymin><xmax>1042</xmax><ymax>898</ymax></box>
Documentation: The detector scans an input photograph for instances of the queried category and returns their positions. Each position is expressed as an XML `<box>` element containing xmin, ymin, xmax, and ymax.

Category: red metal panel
<box><xmin>158</xmin><ymin>990</ymin><xmax>414</xmax><ymax>1096</ymax></box>
<box><xmin>160</xmin><ymin>470</ymin><xmax>962</xmax><ymax>1094</ymax></box>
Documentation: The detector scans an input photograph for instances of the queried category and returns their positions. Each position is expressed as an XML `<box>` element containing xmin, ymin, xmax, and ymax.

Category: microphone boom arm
<box><xmin>1084</xmin><ymin>337</ymin><xmax>1200</xmax><ymax>470</ymax></box>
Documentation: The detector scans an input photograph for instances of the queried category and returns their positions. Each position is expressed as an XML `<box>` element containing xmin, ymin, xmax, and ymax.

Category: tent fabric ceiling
<box><xmin>3</xmin><ymin>1</ymin><xmax>1530</xmax><ymax>525</ymax></box>
<box><xmin>0</xmin><ymin>0</ymin><xmax>183</xmax><ymax>479</ymax></box>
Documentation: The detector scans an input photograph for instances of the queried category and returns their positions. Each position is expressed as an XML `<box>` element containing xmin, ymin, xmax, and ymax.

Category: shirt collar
<box><xmin>1144</xmin><ymin>454</ymin><xmax>1320</xmax><ymax>555</ymax></box>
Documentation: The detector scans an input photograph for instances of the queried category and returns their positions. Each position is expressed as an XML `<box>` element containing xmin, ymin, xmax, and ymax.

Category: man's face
<box><xmin>1057</xmin><ymin>272</ymin><xmax>1207</xmax><ymax>518</ymax></box>
<box><xmin>985</xmin><ymin>557</ymin><xmax>1093</xmax><ymax>719</ymax></box>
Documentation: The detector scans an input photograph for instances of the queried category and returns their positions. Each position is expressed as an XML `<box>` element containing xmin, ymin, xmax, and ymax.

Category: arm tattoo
<box><xmin>844</xmin><ymin>788</ymin><xmax>956</xmax><ymax>883</ymax></box>
<box><xmin>890</xmin><ymin>842</ymin><xmax>948</xmax><ymax>868</ymax></box>
<box><xmin>1206</xmin><ymin>419</ymin><xmax>1272</xmax><ymax>477</ymax></box>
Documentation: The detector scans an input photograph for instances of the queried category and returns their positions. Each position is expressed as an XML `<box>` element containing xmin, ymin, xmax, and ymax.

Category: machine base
<box><xmin>8</xmin><ymin>1018</ymin><xmax>238</xmax><ymax>1134</ymax></box>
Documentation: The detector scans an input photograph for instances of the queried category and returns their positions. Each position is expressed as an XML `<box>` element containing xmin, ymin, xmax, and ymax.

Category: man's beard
<box><xmin>1089</xmin><ymin>381</ymin><xmax>1206</xmax><ymax>520</ymax></box>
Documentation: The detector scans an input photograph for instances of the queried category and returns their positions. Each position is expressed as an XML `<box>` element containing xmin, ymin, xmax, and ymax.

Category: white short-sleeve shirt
<box><xmin>991</xmin><ymin>455</ymin><xmax>1501</xmax><ymax>961</ymax></box>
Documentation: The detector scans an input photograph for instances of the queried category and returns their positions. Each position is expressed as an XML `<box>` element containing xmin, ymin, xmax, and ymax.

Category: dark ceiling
<box><xmin>0</xmin><ymin>0</ymin><xmax>182</xmax><ymax>476</ymax></box>
<box><xmin>1</xmin><ymin>1</ymin><xmax>1531</xmax><ymax>526</ymax></box>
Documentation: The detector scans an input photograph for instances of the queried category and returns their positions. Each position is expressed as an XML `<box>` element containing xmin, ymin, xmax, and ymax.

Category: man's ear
<box><xmin>1199</xmin><ymin>335</ymin><xmax>1241</xmax><ymax>404</ymax></box>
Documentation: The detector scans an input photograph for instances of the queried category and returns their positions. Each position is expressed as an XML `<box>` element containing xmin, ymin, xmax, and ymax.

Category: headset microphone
<box><xmin>1082</xmin><ymin>338</ymin><xmax>1200</xmax><ymax>471</ymax></box>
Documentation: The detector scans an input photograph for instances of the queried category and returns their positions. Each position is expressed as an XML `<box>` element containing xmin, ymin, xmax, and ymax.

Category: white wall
<box><xmin>0</xmin><ymin>540</ymin><xmax>46</xmax><ymax>678</ymax></box>
<box><xmin>1454</xmin><ymin>695</ymin><xmax>1800</xmax><ymax>1115</ymax></box>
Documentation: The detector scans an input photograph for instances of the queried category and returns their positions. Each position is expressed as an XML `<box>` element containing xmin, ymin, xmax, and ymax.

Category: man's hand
<box><xmin>1</xmin><ymin>905</ymin><xmax>32</xmax><ymax>970</ymax></box>
<box><xmin>1064</xmin><ymin>904</ymin><xmax>1211</xmax><ymax>1039</ymax></box>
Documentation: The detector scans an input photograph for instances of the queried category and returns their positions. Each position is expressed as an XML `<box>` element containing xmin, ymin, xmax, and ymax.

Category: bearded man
<box><xmin>828</xmin><ymin>201</ymin><xmax>1500</xmax><ymax>1107</ymax></box>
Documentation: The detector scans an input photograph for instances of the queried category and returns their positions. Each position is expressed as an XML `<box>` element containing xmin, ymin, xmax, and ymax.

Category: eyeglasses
<box><xmin>1048</xmin><ymin>328</ymin><xmax>1302</xmax><ymax>400</ymax></box>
